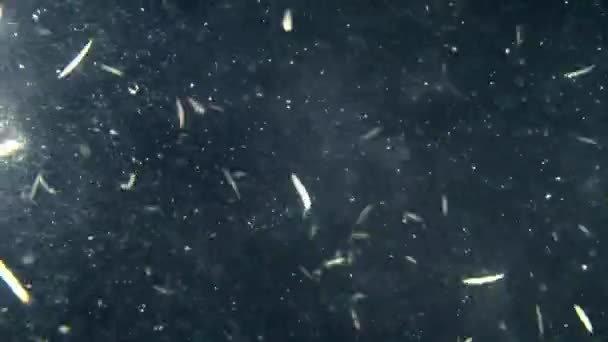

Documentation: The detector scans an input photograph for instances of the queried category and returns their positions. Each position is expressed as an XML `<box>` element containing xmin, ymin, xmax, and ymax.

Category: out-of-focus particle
<box><xmin>57</xmin><ymin>324</ymin><xmax>71</xmax><ymax>334</ymax></box>
<box><xmin>282</xmin><ymin>9</ymin><xmax>293</xmax><ymax>32</ymax></box>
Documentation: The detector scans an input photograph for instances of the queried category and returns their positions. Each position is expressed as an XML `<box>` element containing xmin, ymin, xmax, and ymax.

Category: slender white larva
<box><xmin>99</xmin><ymin>63</ymin><xmax>124</xmax><ymax>77</ymax></box>
<box><xmin>360</xmin><ymin>127</ymin><xmax>383</xmax><ymax>141</ymax></box>
<box><xmin>222</xmin><ymin>168</ymin><xmax>241</xmax><ymax>200</ymax></box>
<box><xmin>402</xmin><ymin>211</ymin><xmax>423</xmax><ymax>224</ymax></box>
<box><xmin>291</xmin><ymin>173</ymin><xmax>311</xmax><ymax>216</ymax></box>
<box><xmin>0</xmin><ymin>259</ymin><xmax>30</xmax><ymax>304</ymax></box>
<box><xmin>176</xmin><ymin>97</ymin><xmax>185</xmax><ymax>129</ymax></box>
<box><xmin>462</xmin><ymin>273</ymin><xmax>505</xmax><ymax>286</ymax></box>
<box><xmin>564</xmin><ymin>65</ymin><xmax>595</xmax><ymax>79</ymax></box>
<box><xmin>187</xmin><ymin>97</ymin><xmax>206</xmax><ymax>115</ymax></box>
<box><xmin>575</xmin><ymin>136</ymin><xmax>598</xmax><ymax>145</ymax></box>
<box><xmin>574</xmin><ymin>304</ymin><xmax>593</xmax><ymax>334</ymax></box>
<box><xmin>355</xmin><ymin>204</ymin><xmax>374</xmax><ymax>225</ymax></box>
<box><xmin>535</xmin><ymin>304</ymin><xmax>544</xmax><ymax>338</ymax></box>
<box><xmin>58</xmin><ymin>39</ymin><xmax>93</xmax><ymax>79</ymax></box>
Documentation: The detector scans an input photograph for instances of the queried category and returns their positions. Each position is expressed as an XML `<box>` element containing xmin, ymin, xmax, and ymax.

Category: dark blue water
<box><xmin>0</xmin><ymin>1</ymin><xmax>606</xmax><ymax>341</ymax></box>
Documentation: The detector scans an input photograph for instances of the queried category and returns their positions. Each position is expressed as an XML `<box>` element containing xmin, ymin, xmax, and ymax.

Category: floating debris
<box><xmin>573</xmin><ymin>304</ymin><xmax>593</xmax><ymax>334</ymax></box>
<box><xmin>222</xmin><ymin>168</ymin><xmax>241</xmax><ymax>200</ymax></box>
<box><xmin>99</xmin><ymin>63</ymin><xmax>124</xmax><ymax>77</ymax></box>
<box><xmin>58</xmin><ymin>39</ymin><xmax>94</xmax><ymax>79</ymax></box>
<box><xmin>355</xmin><ymin>204</ymin><xmax>374</xmax><ymax>225</ymax></box>
<box><xmin>308</xmin><ymin>222</ymin><xmax>320</xmax><ymax>239</ymax></box>
<box><xmin>176</xmin><ymin>97</ymin><xmax>185</xmax><ymax>129</ymax></box>
<box><xmin>281</xmin><ymin>9</ymin><xmax>293</xmax><ymax>32</ymax></box>
<box><xmin>0</xmin><ymin>259</ymin><xmax>30</xmax><ymax>304</ymax></box>
<box><xmin>128</xmin><ymin>83</ymin><xmax>140</xmax><ymax>95</ymax></box>
<box><xmin>186</xmin><ymin>97</ymin><xmax>206</xmax><ymax>115</ymax></box>
<box><xmin>21</xmin><ymin>253</ymin><xmax>35</xmax><ymax>266</ymax></box>
<box><xmin>291</xmin><ymin>173</ymin><xmax>311</xmax><ymax>216</ymax></box>
<box><xmin>462</xmin><ymin>273</ymin><xmax>505</xmax><ymax>286</ymax></box>
<box><xmin>120</xmin><ymin>172</ymin><xmax>137</xmax><ymax>191</ymax></box>
<box><xmin>29</xmin><ymin>172</ymin><xmax>57</xmax><ymax>200</ymax></box>
<box><xmin>564</xmin><ymin>64</ymin><xmax>595</xmax><ymax>79</ymax></box>
<box><xmin>441</xmin><ymin>194</ymin><xmax>448</xmax><ymax>216</ymax></box>
<box><xmin>535</xmin><ymin>304</ymin><xmax>544</xmax><ymax>338</ymax></box>
<box><xmin>78</xmin><ymin>144</ymin><xmax>92</xmax><ymax>158</ymax></box>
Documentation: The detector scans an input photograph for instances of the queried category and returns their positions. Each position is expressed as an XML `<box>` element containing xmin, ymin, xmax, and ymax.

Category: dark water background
<box><xmin>0</xmin><ymin>0</ymin><xmax>606</xmax><ymax>341</ymax></box>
